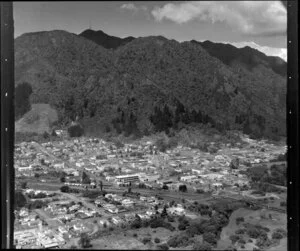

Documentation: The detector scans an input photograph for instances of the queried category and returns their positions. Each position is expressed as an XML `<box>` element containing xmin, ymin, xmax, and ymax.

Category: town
<box><xmin>14</xmin><ymin>131</ymin><xmax>287</xmax><ymax>250</ymax></box>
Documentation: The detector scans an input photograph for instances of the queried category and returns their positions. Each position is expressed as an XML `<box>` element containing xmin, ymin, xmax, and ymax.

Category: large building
<box><xmin>114</xmin><ymin>174</ymin><xmax>140</xmax><ymax>183</ymax></box>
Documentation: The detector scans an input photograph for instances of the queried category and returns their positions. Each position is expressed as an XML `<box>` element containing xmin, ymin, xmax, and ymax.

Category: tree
<box><xmin>20</xmin><ymin>181</ymin><xmax>27</xmax><ymax>189</ymax></box>
<box><xmin>14</xmin><ymin>190</ymin><xmax>27</xmax><ymax>209</ymax></box>
<box><xmin>193</xmin><ymin>241</ymin><xmax>212</xmax><ymax>250</ymax></box>
<box><xmin>82</xmin><ymin>172</ymin><xmax>91</xmax><ymax>184</ymax></box>
<box><xmin>142</xmin><ymin>237</ymin><xmax>151</xmax><ymax>244</ymax></box>
<box><xmin>43</xmin><ymin>131</ymin><xmax>50</xmax><ymax>139</ymax></box>
<box><xmin>203</xmin><ymin>232</ymin><xmax>217</xmax><ymax>245</ymax></box>
<box><xmin>229</xmin><ymin>235</ymin><xmax>240</xmax><ymax>244</ymax></box>
<box><xmin>162</xmin><ymin>184</ymin><xmax>169</xmax><ymax>190</ymax></box>
<box><xmin>161</xmin><ymin>206</ymin><xmax>168</xmax><ymax>218</ymax></box>
<box><xmin>68</xmin><ymin>123</ymin><xmax>84</xmax><ymax>137</ymax></box>
<box><xmin>60</xmin><ymin>176</ymin><xmax>66</xmax><ymax>183</ymax></box>
<box><xmin>60</xmin><ymin>185</ymin><xmax>70</xmax><ymax>193</ymax></box>
<box><xmin>99</xmin><ymin>180</ymin><xmax>103</xmax><ymax>191</ymax></box>
<box><xmin>230</xmin><ymin>158</ymin><xmax>239</xmax><ymax>169</ymax></box>
<box><xmin>178</xmin><ymin>223</ymin><xmax>187</xmax><ymax>231</ymax></box>
<box><xmin>154</xmin><ymin>238</ymin><xmax>161</xmax><ymax>243</ymax></box>
<box><xmin>15</xmin><ymin>82</ymin><xmax>32</xmax><ymax>120</ymax></box>
<box><xmin>78</xmin><ymin>233</ymin><xmax>91</xmax><ymax>248</ymax></box>
<box><xmin>236</xmin><ymin>217</ymin><xmax>245</xmax><ymax>225</ymax></box>
<box><xmin>179</xmin><ymin>185</ymin><xmax>187</xmax><ymax>192</ymax></box>
<box><xmin>157</xmin><ymin>243</ymin><xmax>169</xmax><ymax>250</ymax></box>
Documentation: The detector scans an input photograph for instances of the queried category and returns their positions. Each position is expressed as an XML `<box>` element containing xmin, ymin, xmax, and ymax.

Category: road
<box><xmin>32</xmin><ymin>142</ymin><xmax>74</xmax><ymax>169</ymax></box>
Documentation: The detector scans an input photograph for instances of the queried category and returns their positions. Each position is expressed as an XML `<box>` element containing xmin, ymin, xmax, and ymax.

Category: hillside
<box><xmin>15</xmin><ymin>30</ymin><xmax>286</xmax><ymax>139</ymax></box>
<box><xmin>79</xmin><ymin>29</ymin><xmax>135</xmax><ymax>49</ymax></box>
<box><xmin>192</xmin><ymin>40</ymin><xmax>287</xmax><ymax>77</ymax></box>
<box><xmin>15</xmin><ymin>103</ymin><xmax>58</xmax><ymax>134</ymax></box>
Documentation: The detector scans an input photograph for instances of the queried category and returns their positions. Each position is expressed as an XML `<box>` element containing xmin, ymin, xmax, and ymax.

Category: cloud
<box><xmin>120</xmin><ymin>3</ymin><xmax>138</xmax><ymax>11</ymax></box>
<box><xmin>225</xmin><ymin>41</ymin><xmax>287</xmax><ymax>61</ymax></box>
<box><xmin>120</xmin><ymin>3</ymin><xmax>148</xmax><ymax>12</ymax></box>
<box><xmin>151</xmin><ymin>1</ymin><xmax>287</xmax><ymax>36</ymax></box>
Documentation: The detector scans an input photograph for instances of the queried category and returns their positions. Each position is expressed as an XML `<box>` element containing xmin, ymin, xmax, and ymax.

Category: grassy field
<box><xmin>15</xmin><ymin>103</ymin><xmax>58</xmax><ymax>134</ymax></box>
<box><xmin>28</xmin><ymin>181</ymin><xmax>62</xmax><ymax>191</ymax></box>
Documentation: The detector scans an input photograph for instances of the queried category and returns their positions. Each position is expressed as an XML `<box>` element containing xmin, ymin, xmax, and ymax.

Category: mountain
<box><xmin>192</xmin><ymin>40</ymin><xmax>287</xmax><ymax>77</ymax></box>
<box><xmin>15</xmin><ymin>30</ymin><xmax>286</xmax><ymax>139</ymax></box>
<box><xmin>79</xmin><ymin>29</ymin><xmax>135</xmax><ymax>49</ymax></box>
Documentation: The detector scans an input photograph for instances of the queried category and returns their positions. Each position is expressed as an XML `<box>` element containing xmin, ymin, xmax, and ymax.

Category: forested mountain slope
<box><xmin>15</xmin><ymin>30</ymin><xmax>286</xmax><ymax>139</ymax></box>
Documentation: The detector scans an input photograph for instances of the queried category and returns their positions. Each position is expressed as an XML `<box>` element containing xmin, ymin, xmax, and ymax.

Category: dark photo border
<box><xmin>1</xmin><ymin>1</ymin><xmax>299</xmax><ymax>250</ymax></box>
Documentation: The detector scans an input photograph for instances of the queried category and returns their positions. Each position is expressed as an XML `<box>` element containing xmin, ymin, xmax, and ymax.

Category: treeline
<box><xmin>246</xmin><ymin>163</ymin><xmax>287</xmax><ymax>187</ymax></box>
<box><xmin>15</xmin><ymin>82</ymin><xmax>32</xmax><ymax>120</ymax></box>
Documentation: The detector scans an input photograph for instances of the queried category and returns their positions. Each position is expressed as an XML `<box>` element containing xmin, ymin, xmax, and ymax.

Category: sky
<box><xmin>13</xmin><ymin>1</ymin><xmax>287</xmax><ymax>61</ymax></box>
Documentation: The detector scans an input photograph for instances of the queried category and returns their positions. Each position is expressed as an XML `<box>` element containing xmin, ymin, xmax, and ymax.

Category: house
<box><xmin>137</xmin><ymin>214</ymin><xmax>150</xmax><ymax>220</ymax></box>
<box><xmin>103</xmin><ymin>204</ymin><xmax>119</xmax><ymax>214</ymax></box>
<box><xmin>58</xmin><ymin>226</ymin><xmax>68</xmax><ymax>234</ymax></box>
<box><xmin>99</xmin><ymin>219</ymin><xmax>111</xmax><ymax>227</ymax></box>
<box><xmin>168</xmin><ymin>206</ymin><xmax>185</xmax><ymax>216</ymax></box>
<box><xmin>122</xmin><ymin>199</ymin><xmax>134</xmax><ymax>207</ymax></box>
<box><xmin>112</xmin><ymin>216</ymin><xmax>123</xmax><ymax>225</ymax></box>
<box><xmin>53</xmin><ymin>163</ymin><xmax>65</xmax><ymax>169</ymax></box>
<box><xmin>180</xmin><ymin>175</ymin><xmax>197</xmax><ymax>182</ymax></box>
<box><xmin>146</xmin><ymin>210</ymin><xmax>155</xmax><ymax>216</ymax></box>
<box><xmin>140</xmin><ymin>196</ymin><xmax>147</xmax><ymax>201</ymax></box>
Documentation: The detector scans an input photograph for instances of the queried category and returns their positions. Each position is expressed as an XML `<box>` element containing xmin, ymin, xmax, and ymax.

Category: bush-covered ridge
<box><xmin>15</xmin><ymin>30</ymin><xmax>286</xmax><ymax>140</ymax></box>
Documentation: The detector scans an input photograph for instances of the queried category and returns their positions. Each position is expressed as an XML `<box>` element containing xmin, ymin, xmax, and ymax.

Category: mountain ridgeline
<box><xmin>79</xmin><ymin>29</ymin><xmax>135</xmax><ymax>49</ymax></box>
<box><xmin>15</xmin><ymin>29</ymin><xmax>286</xmax><ymax>140</ymax></box>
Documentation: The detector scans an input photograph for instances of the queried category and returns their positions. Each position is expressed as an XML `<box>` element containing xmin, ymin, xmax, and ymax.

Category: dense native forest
<box><xmin>14</xmin><ymin>30</ymin><xmax>286</xmax><ymax>140</ymax></box>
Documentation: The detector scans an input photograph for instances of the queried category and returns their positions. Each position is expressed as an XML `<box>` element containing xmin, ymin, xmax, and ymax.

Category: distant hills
<box><xmin>14</xmin><ymin>29</ymin><xmax>286</xmax><ymax>139</ymax></box>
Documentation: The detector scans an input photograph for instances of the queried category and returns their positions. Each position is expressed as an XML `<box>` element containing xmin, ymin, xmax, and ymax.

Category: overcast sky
<box><xmin>13</xmin><ymin>1</ymin><xmax>287</xmax><ymax>60</ymax></box>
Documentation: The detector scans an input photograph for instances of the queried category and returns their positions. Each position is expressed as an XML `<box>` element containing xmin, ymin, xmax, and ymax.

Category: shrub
<box><xmin>272</xmin><ymin>228</ymin><xmax>287</xmax><ymax>238</ymax></box>
<box><xmin>131</xmin><ymin>219</ymin><xmax>142</xmax><ymax>229</ymax></box>
<box><xmin>157</xmin><ymin>243</ymin><xmax>169</xmax><ymax>250</ymax></box>
<box><xmin>229</xmin><ymin>235</ymin><xmax>240</xmax><ymax>244</ymax></box>
<box><xmin>203</xmin><ymin>232</ymin><xmax>217</xmax><ymax>245</ymax></box>
<box><xmin>236</xmin><ymin>217</ymin><xmax>245</xmax><ymax>225</ymax></box>
<box><xmin>272</xmin><ymin>232</ymin><xmax>284</xmax><ymax>240</ymax></box>
<box><xmin>167</xmin><ymin>215</ymin><xmax>174</xmax><ymax>222</ymax></box>
<box><xmin>235</xmin><ymin>229</ymin><xmax>245</xmax><ymax>235</ymax></box>
<box><xmin>186</xmin><ymin>224</ymin><xmax>201</xmax><ymax>237</ymax></box>
<box><xmin>167</xmin><ymin>234</ymin><xmax>190</xmax><ymax>248</ymax></box>
<box><xmin>246</xmin><ymin>227</ymin><xmax>261</xmax><ymax>239</ymax></box>
<box><xmin>78</xmin><ymin>233</ymin><xmax>91</xmax><ymax>248</ymax></box>
<box><xmin>133</xmin><ymin>233</ymin><xmax>137</xmax><ymax>237</ymax></box>
<box><xmin>238</xmin><ymin>239</ymin><xmax>246</xmax><ymax>244</ymax></box>
<box><xmin>178</xmin><ymin>222</ymin><xmax>187</xmax><ymax>231</ymax></box>
<box><xmin>280</xmin><ymin>201</ymin><xmax>287</xmax><ymax>207</ymax></box>
<box><xmin>192</xmin><ymin>242</ymin><xmax>212</xmax><ymax>250</ymax></box>
<box><xmin>142</xmin><ymin>237</ymin><xmax>151</xmax><ymax>244</ymax></box>
<box><xmin>154</xmin><ymin>238</ymin><xmax>161</xmax><ymax>243</ymax></box>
